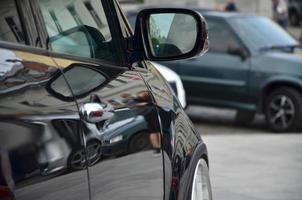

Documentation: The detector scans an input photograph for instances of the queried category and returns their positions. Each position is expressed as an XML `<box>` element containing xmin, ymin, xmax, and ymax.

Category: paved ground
<box><xmin>187</xmin><ymin>106</ymin><xmax>302</xmax><ymax>200</ymax></box>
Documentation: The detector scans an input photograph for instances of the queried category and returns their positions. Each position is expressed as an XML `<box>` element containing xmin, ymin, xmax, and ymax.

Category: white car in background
<box><xmin>151</xmin><ymin>62</ymin><xmax>187</xmax><ymax>108</ymax></box>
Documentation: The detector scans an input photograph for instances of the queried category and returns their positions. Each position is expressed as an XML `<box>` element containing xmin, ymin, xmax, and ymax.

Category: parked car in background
<box><xmin>0</xmin><ymin>1</ymin><xmax>211</xmax><ymax>200</ymax></box>
<box><xmin>129</xmin><ymin>9</ymin><xmax>302</xmax><ymax>132</ymax></box>
<box><xmin>288</xmin><ymin>0</ymin><xmax>302</xmax><ymax>26</ymax></box>
<box><xmin>168</xmin><ymin>11</ymin><xmax>302</xmax><ymax>132</ymax></box>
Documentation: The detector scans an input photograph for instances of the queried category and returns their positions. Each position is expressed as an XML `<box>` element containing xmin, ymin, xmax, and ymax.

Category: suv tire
<box><xmin>265</xmin><ymin>87</ymin><xmax>302</xmax><ymax>132</ymax></box>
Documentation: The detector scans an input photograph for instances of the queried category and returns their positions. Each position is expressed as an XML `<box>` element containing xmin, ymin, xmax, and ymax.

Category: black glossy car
<box><xmin>0</xmin><ymin>1</ymin><xmax>211</xmax><ymax>200</ymax></box>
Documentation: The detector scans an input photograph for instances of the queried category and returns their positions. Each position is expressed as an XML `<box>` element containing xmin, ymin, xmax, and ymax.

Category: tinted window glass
<box><xmin>0</xmin><ymin>0</ymin><xmax>25</xmax><ymax>44</ymax></box>
<box><xmin>39</xmin><ymin>0</ymin><xmax>119</xmax><ymax>63</ymax></box>
<box><xmin>207</xmin><ymin>19</ymin><xmax>241</xmax><ymax>53</ymax></box>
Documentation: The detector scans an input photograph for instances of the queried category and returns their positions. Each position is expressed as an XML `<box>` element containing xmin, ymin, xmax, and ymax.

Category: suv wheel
<box><xmin>265</xmin><ymin>87</ymin><xmax>302</xmax><ymax>132</ymax></box>
<box><xmin>289</xmin><ymin>11</ymin><xmax>300</xmax><ymax>26</ymax></box>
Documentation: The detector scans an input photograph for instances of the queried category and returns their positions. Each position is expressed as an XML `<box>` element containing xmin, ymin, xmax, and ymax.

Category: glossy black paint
<box><xmin>140</xmin><ymin>61</ymin><xmax>207</xmax><ymax>200</ymax></box>
<box><xmin>0</xmin><ymin>46</ymin><xmax>89</xmax><ymax>200</ymax></box>
<box><xmin>0</xmin><ymin>1</ymin><xmax>209</xmax><ymax>200</ymax></box>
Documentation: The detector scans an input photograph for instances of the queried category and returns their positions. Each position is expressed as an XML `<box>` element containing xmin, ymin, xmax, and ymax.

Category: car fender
<box><xmin>177</xmin><ymin>142</ymin><xmax>208</xmax><ymax>200</ymax></box>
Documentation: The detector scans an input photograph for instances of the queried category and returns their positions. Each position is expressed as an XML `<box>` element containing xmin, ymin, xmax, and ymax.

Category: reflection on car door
<box><xmin>0</xmin><ymin>45</ymin><xmax>90</xmax><ymax>200</ymax></box>
<box><xmin>51</xmin><ymin>57</ymin><xmax>164</xmax><ymax>200</ymax></box>
<box><xmin>34</xmin><ymin>0</ymin><xmax>164</xmax><ymax>199</ymax></box>
<box><xmin>179</xmin><ymin>18</ymin><xmax>250</xmax><ymax>107</ymax></box>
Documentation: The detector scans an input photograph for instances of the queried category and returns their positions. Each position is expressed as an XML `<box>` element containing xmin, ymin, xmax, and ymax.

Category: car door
<box><xmin>32</xmin><ymin>0</ymin><xmax>164</xmax><ymax>199</ymax></box>
<box><xmin>178</xmin><ymin>18</ymin><xmax>250</xmax><ymax>108</ymax></box>
<box><xmin>0</xmin><ymin>1</ymin><xmax>90</xmax><ymax>200</ymax></box>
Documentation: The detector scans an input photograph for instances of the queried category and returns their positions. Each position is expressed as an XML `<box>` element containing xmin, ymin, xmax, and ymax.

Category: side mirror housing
<box><xmin>132</xmin><ymin>8</ymin><xmax>209</xmax><ymax>62</ymax></box>
<box><xmin>227</xmin><ymin>47</ymin><xmax>247</xmax><ymax>60</ymax></box>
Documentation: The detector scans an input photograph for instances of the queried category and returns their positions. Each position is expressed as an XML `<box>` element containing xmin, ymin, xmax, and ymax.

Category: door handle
<box><xmin>80</xmin><ymin>103</ymin><xmax>114</xmax><ymax>123</ymax></box>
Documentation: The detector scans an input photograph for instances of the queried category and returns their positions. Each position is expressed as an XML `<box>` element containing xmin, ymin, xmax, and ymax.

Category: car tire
<box><xmin>191</xmin><ymin>159</ymin><xmax>212</xmax><ymax>200</ymax></box>
<box><xmin>235</xmin><ymin>110</ymin><xmax>255</xmax><ymax>125</ymax></box>
<box><xmin>86</xmin><ymin>141</ymin><xmax>102</xmax><ymax>166</ymax></box>
<box><xmin>129</xmin><ymin>133</ymin><xmax>150</xmax><ymax>153</ymax></box>
<box><xmin>265</xmin><ymin>87</ymin><xmax>302</xmax><ymax>132</ymax></box>
<box><xmin>68</xmin><ymin>148</ymin><xmax>87</xmax><ymax>170</ymax></box>
<box><xmin>68</xmin><ymin>141</ymin><xmax>102</xmax><ymax>170</ymax></box>
<box><xmin>289</xmin><ymin>11</ymin><xmax>300</xmax><ymax>26</ymax></box>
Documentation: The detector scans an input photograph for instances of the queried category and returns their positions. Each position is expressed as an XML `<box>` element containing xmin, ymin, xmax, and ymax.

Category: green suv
<box><xmin>162</xmin><ymin>11</ymin><xmax>302</xmax><ymax>132</ymax></box>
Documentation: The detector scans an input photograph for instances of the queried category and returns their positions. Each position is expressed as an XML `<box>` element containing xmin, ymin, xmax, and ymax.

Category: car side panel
<box><xmin>177</xmin><ymin>54</ymin><xmax>251</xmax><ymax>108</ymax></box>
<box><xmin>142</xmin><ymin>61</ymin><xmax>205</xmax><ymax>200</ymax></box>
<box><xmin>0</xmin><ymin>44</ymin><xmax>90</xmax><ymax>200</ymax></box>
<box><xmin>51</xmin><ymin>57</ymin><xmax>164</xmax><ymax>200</ymax></box>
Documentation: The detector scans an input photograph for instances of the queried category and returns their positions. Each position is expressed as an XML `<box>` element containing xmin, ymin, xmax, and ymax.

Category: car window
<box><xmin>0</xmin><ymin>0</ymin><xmax>25</xmax><ymax>44</ymax></box>
<box><xmin>38</xmin><ymin>0</ymin><xmax>119</xmax><ymax>63</ymax></box>
<box><xmin>207</xmin><ymin>19</ymin><xmax>241</xmax><ymax>53</ymax></box>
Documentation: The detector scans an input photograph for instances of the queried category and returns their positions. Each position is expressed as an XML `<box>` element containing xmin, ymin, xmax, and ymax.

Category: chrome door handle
<box><xmin>80</xmin><ymin>103</ymin><xmax>114</xmax><ymax>123</ymax></box>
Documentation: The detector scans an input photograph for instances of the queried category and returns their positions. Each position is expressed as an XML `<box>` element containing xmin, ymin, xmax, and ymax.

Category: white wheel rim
<box><xmin>191</xmin><ymin>159</ymin><xmax>210</xmax><ymax>200</ymax></box>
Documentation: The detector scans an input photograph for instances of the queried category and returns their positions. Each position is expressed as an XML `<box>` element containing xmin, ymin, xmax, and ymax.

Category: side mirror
<box><xmin>133</xmin><ymin>8</ymin><xmax>208</xmax><ymax>61</ymax></box>
<box><xmin>227</xmin><ymin>46</ymin><xmax>247</xmax><ymax>60</ymax></box>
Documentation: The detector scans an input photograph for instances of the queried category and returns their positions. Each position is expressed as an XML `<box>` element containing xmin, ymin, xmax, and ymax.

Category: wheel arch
<box><xmin>178</xmin><ymin>142</ymin><xmax>208</xmax><ymax>200</ymax></box>
<box><xmin>259</xmin><ymin>79</ymin><xmax>302</xmax><ymax>113</ymax></box>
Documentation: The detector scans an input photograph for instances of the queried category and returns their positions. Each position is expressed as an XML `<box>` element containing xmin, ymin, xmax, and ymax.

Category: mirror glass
<box><xmin>149</xmin><ymin>13</ymin><xmax>197</xmax><ymax>57</ymax></box>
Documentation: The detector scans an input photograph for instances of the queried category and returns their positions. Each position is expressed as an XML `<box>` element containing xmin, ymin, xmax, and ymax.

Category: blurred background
<box><xmin>119</xmin><ymin>0</ymin><xmax>302</xmax><ymax>200</ymax></box>
<box><xmin>120</xmin><ymin>0</ymin><xmax>301</xmax><ymax>38</ymax></box>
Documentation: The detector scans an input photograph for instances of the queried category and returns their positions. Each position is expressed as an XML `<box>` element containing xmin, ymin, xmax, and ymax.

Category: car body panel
<box><xmin>141</xmin><ymin>61</ymin><xmax>205</xmax><ymax>200</ymax></box>
<box><xmin>151</xmin><ymin>61</ymin><xmax>187</xmax><ymax>108</ymax></box>
<box><xmin>50</xmin><ymin>55</ymin><xmax>165</xmax><ymax>200</ymax></box>
<box><xmin>0</xmin><ymin>45</ymin><xmax>90</xmax><ymax>200</ymax></box>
